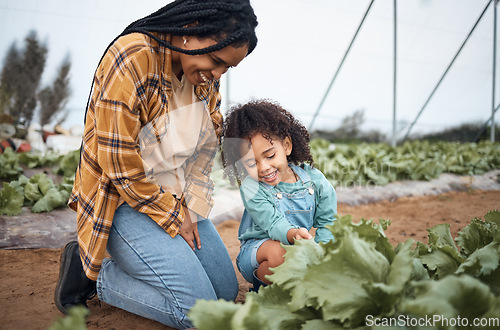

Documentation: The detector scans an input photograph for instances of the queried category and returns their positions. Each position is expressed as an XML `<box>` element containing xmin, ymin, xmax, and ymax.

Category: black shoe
<box><xmin>249</xmin><ymin>270</ymin><xmax>268</xmax><ymax>293</ymax></box>
<box><xmin>54</xmin><ymin>241</ymin><xmax>97</xmax><ymax>314</ymax></box>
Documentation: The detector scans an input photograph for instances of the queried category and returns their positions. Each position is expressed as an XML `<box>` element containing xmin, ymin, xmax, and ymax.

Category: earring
<box><xmin>183</xmin><ymin>38</ymin><xmax>187</xmax><ymax>46</ymax></box>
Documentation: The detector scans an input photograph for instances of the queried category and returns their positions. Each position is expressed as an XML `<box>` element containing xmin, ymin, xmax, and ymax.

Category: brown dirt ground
<box><xmin>1</xmin><ymin>189</ymin><xmax>499</xmax><ymax>330</ymax></box>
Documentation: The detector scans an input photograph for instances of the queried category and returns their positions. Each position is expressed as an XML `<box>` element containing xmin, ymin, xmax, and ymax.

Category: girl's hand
<box><xmin>179</xmin><ymin>207</ymin><xmax>201</xmax><ymax>250</ymax></box>
<box><xmin>287</xmin><ymin>227</ymin><xmax>312</xmax><ymax>244</ymax></box>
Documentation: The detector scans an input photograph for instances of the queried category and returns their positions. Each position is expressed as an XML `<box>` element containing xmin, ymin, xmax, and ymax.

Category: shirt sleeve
<box><xmin>240</xmin><ymin>178</ymin><xmax>297</xmax><ymax>245</ymax></box>
<box><xmin>308</xmin><ymin>166</ymin><xmax>337</xmax><ymax>243</ymax></box>
<box><xmin>95</xmin><ymin>43</ymin><xmax>185</xmax><ymax>237</ymax></box>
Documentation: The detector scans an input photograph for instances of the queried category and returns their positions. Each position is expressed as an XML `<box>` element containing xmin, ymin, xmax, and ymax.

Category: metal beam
<box><xmin>491</xmin><ymin>0</ymin><xmax>498</xmax><ymax>142</ymax></box>
<box><xmin>403</xmin><ymin>0</ymin><xmax>493</xmax><ymax>141</ymax></box>
<box><xmin>392</xmin><ymin>0</ymin><xmax>397</xmax><ymax>147</ymax></box>
<box><xmin>308</xmin><ymin>0</ymin><xmax>375</xmax><ymax>132</ymax></box>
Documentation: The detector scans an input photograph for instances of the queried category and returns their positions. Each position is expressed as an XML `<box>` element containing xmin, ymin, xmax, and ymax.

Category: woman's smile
<box><xmin>172</xmin><ymin>36</ymin><xmax>248</xmax><ymax>86</ymax></box>
<box><xmin>198</xmin><ymin>71</ymin><xmax>209</xmax><ymax>83</ymax></box>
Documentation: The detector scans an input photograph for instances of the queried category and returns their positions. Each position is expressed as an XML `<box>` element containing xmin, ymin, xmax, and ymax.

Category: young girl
<box><xmin>222</xmin><ymin>99</ymin><xmax>337</xmax><ymax>290</ymax></box>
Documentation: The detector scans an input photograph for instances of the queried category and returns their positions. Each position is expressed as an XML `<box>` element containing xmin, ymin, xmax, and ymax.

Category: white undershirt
<box><xmin>138</xmin><ymin>74</ymin><xmax>210</xmax><ymax>197</ymax></box>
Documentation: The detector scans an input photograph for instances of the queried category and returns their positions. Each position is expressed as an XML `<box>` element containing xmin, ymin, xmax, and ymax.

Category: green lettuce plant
<box><xmin>0</xmin><ymin>172</ymin><xmax>73</xmax><ymax>215</ymax></box>
<box><xmin>310</xmin><ymin>140</ymin><xmax>500</xmax><ymax>187</ymax></box>
<box><xmin>189</xmin><ymin>211</ymin><xmax>500</xmax><ymax>329</ymax></box>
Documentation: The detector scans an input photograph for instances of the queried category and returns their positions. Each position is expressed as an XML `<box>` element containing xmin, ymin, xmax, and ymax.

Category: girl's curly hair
<box><xmin>221</xmin><ymin>99</ymin><xmax>314</xmax><ymax>185</ymax></box>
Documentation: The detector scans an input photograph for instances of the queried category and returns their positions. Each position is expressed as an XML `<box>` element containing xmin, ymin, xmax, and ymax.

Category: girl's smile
<box><xmin>262</xmin><ymin>170</ymin><xmax>278</xmax><ymax>183</ymax></box>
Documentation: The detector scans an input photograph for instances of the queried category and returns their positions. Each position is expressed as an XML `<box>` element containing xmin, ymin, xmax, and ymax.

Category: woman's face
<box><xmin>179</xmin><ymin>37</ymin><xmax>248</xmax><ymax>86</ymax></box>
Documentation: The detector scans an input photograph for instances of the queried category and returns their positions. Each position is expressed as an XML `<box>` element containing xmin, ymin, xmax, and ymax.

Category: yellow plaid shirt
<box><xmin>69</xmin><ymin>33</ymin><xmax>222</xmax><ymax>281</ymax></box>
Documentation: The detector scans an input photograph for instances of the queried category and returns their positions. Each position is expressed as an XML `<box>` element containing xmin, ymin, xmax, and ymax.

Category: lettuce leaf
<box><xmin>415</xmin><ymin>224</ymin><xmax>465</xmax><ymax>279</ymax></box>
<box><xmin>300</xmin><ymin>231</ymin><xmax>390</xmax><ymax>325</ymax></box>
<box><xmin>31</xmin><ymin>187</ymin><xmax>67</xmax><ymax>213</ymax></box>
<box><xmin>484</xmin><ymin>210</ymin><xmax>500</xmax><ymax>226</ymax></box>
<box><xmin>189</xmin><ymin>299</ymin><xmax>246</xmax><ymax>330</ymax></box>
<box><xmin>0</xmin><ymin>182</ymin><xmax>24</xmax><ymax>215</ymax></box>
<box><xmin>24</xmin><ymin>181</ymin><xmax>43</xmax><ymax>201</ymax></box>
<box><xmin>9</xmin><ymin>175</ymin><xmax>29</xmax><ymax>196</ymax></box>
<box><xmin>48</xmin><ymin>305</ymin><xmax>88</xmax><ymax>330</ymax></box>
<box><xmin>54</xmin><ymin>149</ymin><xmax>79</xmax><ymax>178</ymax></box>
<box><xmin>401</xmin><ymin>275</ymin><xmax>500</xmax><ymax>321</ymax></box>
<box><xmin>0</xmin><ymin>147</ymin><xmax>23</xmax><ymax>180</ymax></box>
<box><xmin>301</xmin><ymin>319</ymin><xmax>345</xmax><ymax>330</ymax></box>
<box><xmin>328</xmin><ymin>215</ymin><xmax>395</xmax><ymax>263</ymax></box>
<box><xmin>456</xmin><ymin>217</ymin><xmax>498</xmax><ymax>256</ymax></box>
<box><xmin>455</xmin><ymin>242</ymin><xmax>500</xmax><ymax>295</ymax></box>
<box><xmin>456</xmin><ymin>242</ymin><xmax>500</xmax><ymax>277</ymax></box>
<box><xmin>29</xmin><ymin>172</ymin><xmax>54</xmax><ymax>195</ymax></box>
<box><xmin>18</xmin><ymin>151</ymin><xmax>59</xmax><ymax>169</ymax></box>
<box><xmin>243</xmin><ymin>286</ymin><xmax>312</xmax><ymax>330</ymax></box>
<box><xmin>267</xmin><ymin>237</ymin><xmax>326</xmax><ymax>311</ymax></box>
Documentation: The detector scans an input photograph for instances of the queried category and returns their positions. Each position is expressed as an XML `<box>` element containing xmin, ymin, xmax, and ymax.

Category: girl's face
<box><xmin>178</xmin><ymin>37</ymin><xmax>248</xmax><ymax>86</ymax></box>
<box><xmin>240</xmin><ymin>134</ymin><xmax>296</xmax><ymax>186</ymax></box>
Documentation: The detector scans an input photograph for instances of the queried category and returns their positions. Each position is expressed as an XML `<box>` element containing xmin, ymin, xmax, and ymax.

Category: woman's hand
<box><xmin>179</xmin><ymin>207</ymin><xmax>201</xmax><ymax>250</ymax></box>
<box><xmin>287</xmin><ymin>227</ymin><xmax>312</xmax><ymax>244</ymax></box>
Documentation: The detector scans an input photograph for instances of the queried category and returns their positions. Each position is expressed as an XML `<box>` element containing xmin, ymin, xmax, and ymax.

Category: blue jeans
<box><xmin>96</xmin><ymin>203</ymin><xmax>238</xmax><ymax>329</ymax></box>
<box><xmin>236</xmin><ymin>238</ymin><xmax>269</xmax><ymax>283</ymax></box>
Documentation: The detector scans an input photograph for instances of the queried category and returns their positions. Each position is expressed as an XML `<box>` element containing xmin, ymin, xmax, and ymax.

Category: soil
<box><xmin>1</xmin><ymin>189</ymin><xmax>499</xmax><ymax>330</ymax></box>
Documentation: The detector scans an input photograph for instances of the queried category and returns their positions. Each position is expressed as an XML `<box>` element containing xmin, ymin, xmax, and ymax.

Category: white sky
<box><xmin>0</xmin><ymin>0</ymin><xmax>498</xmax><ymax>138</ymax></box>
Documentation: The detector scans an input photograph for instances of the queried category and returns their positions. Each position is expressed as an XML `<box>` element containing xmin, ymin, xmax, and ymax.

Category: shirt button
<box><xmin>276</xmin><ymin>192</ymin><xmax>282</xmax><ymax>199</ymax></box>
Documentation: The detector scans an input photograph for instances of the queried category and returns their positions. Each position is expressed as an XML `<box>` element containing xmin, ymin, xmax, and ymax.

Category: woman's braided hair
<box><xmin>118</xmin><ymin>0</ymin><xmax>258</xmax><ymax>55</ymax></box>
<box><xmin>83</xmin><ymin>0</ymin><xmax>257</xmax><ymax>125</ymax></box>
<box><xmin>221</xmin><ymin>99</ymin><xmax>314</xmax><ymax>186</ymax></box>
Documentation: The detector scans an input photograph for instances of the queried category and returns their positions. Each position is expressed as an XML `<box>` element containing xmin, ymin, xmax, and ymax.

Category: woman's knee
<box><xmin>221</xmin><ymin>277</ymin><xmax>239</xmax><ymax>301</ymax></box>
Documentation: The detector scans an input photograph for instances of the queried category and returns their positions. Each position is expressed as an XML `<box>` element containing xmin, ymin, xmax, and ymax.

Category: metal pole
<box><xmin>474</xmin><ymin>103</ymin><xmax>499</xmax><ymax>141</ymax></box>
<box><xmin>403</xmin><ymin>0</ymin><xmax>492</xmax><ymax>141</ymax></box>
<box><xmin>308</xmin><ymin>0</ymin><xmax>375</xmax><ymax>132</ymax></box>
<box><xmin>492</xmin><ymin>0</ymin><xmax>498</xmax><ymax>142</ymax></box>
<box><xmin>392</xmin><ymin>0</ymin><xmax>397</xmax><ymax>147</ymax></box>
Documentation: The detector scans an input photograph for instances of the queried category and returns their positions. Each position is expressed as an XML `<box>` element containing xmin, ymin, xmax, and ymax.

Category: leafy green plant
<box><xmin>0</xmin><ymin>148</ymin><xmax>78</xmax><ymax>180</ymax></box>
<box><xmin>0</xmin><ymin>148</ymin><xmax>78</xmax><ymax>215</ymax></box>
<box><xmin>310</xmin><ymin>139</ymin><xmax>500</xmax><ymax>187</ymax></box>
<box><xmin>54</xmin><ymin>149</ymin><xmax>79</xmax><ymax>178</ymax></box>
<box><xmin>0</xmin><ymin>148</ymin><xmax>24</xmax><ymax>180</ymax></box>
<box><xmin>189</xmin><ymin>211</ymin><xmax>500</xmax><ymax>329</ymax></box>
<box><xmin>0</xmin><ymin>182</ymin><xmax>24</xmax><ymax>215</ymax></box>
<box><xmin>18</xmin><ymin>150</ymin><xmax>60</xmax><ymax>168</ymax></box>
<box><xmin>48</xmin><ymin>306</ymin><xmax>88</xmax><ymax>330</ymax></box>
<box><xmin>0</xmin><ymin>172</ymin><xmax>73</xmax><ymax>215</ymax></box>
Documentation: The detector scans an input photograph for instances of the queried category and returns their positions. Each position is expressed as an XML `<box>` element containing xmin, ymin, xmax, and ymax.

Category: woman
<box><xmin>54</xmin><ymin>1</ymin><xmax>258</xmax><ymax>328</ymax></box>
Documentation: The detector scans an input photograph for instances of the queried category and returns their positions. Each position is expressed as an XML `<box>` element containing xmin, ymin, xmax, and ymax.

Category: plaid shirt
<box><xmin>69</xmin><ymin>33</ymin><xmax>222</xmax><ymax>281</ymax></box>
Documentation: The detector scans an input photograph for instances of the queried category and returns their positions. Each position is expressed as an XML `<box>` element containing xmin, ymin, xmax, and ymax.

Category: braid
<box><xmin>123</xmin><ymin>28</ymin><xmax>243</xmax><ymax>56</ymax></box>
<box><xmin>118</xmin><ymin>0</ymin><xmax>258</xmax><ymax>56</ymax></box>
<box><xmin>82</xmin><ymin>0</ymin><xmax>257</xmax><ymax>128</ymax></box>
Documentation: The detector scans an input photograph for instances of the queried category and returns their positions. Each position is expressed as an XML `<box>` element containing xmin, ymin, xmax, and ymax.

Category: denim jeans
<box><xmin>236</xmin><ymin>237</ymin><xmax>269</xmax><ymax>283</ymax></box>
<box><xmin>96</xmin><ymin>203</ymin><xmax>238</xmax><ymax>329</ymax></box>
